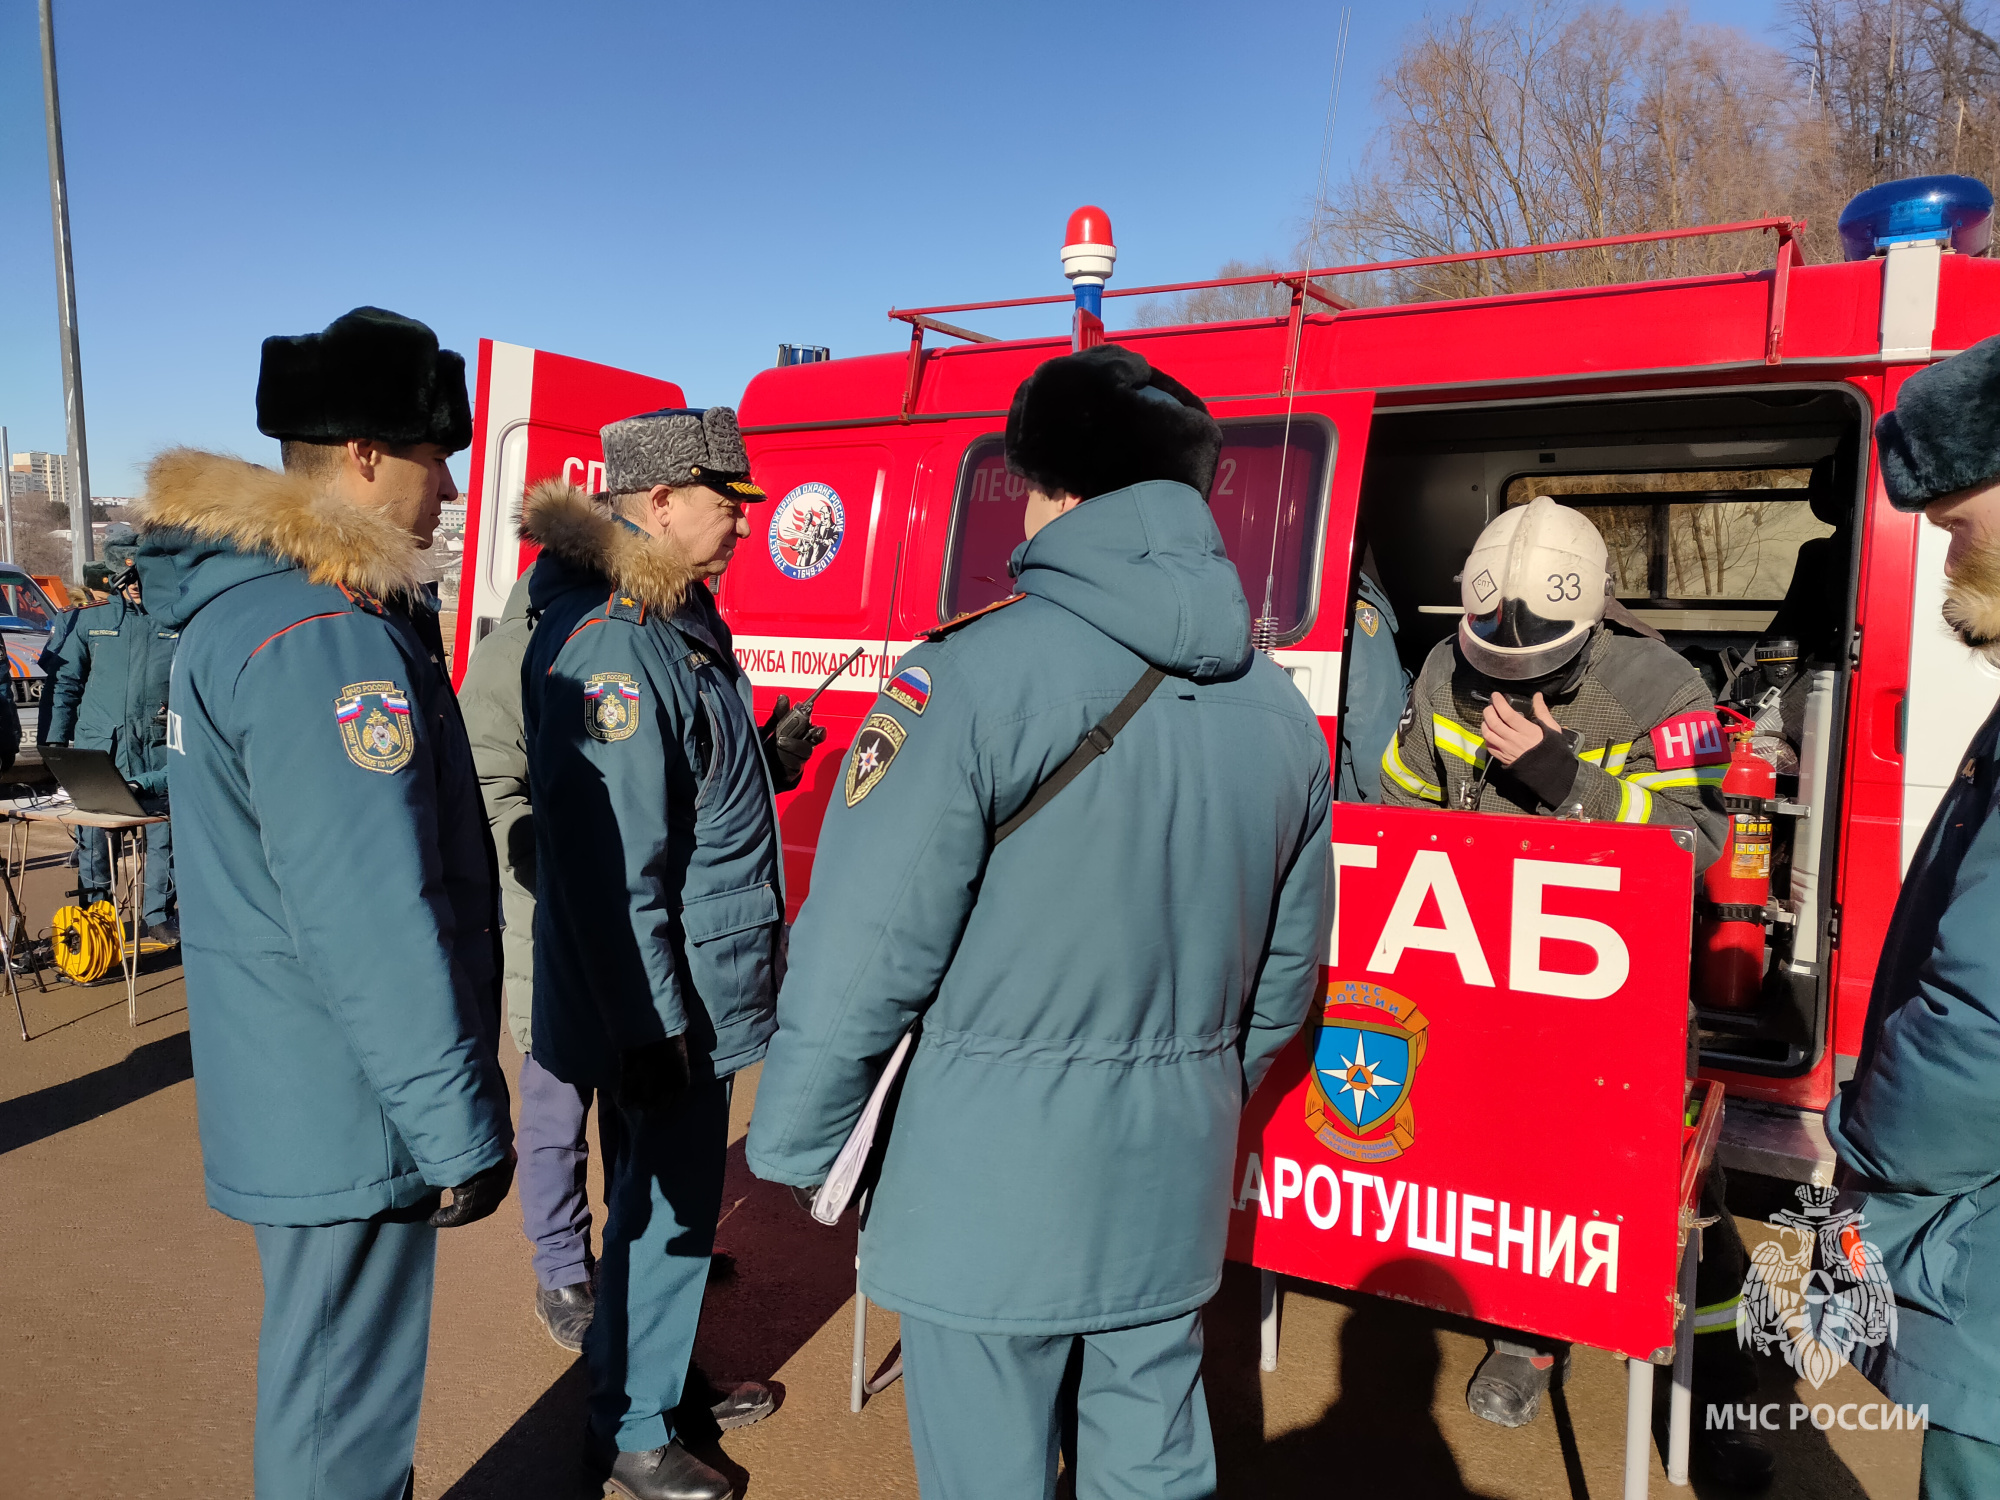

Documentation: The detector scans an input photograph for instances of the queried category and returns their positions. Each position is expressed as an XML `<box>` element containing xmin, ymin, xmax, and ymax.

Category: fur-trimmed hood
<box><xmin>1945</xmin><ymin>535</ymin><xmax>2000</xmax><ymax>661</ymax></box>
<box><xmin>136</xmin><ymin>447</ymin><xmax>436</xmax><ymax>604</ymax></box>
<box><xmin>518</xmin><ymin>479</ymin><xmax>698</xmax><ymax>613</ymax></box>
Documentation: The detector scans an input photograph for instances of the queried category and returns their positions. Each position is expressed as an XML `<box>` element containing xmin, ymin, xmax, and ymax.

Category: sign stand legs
<box><xmin>847</xmin><ymin>1259</ymin><xmax>905</xmax><ymax>1412</ymax></box>
<box><xmin>851</xmin><ymin>1262</ymin><xmax>868</xmax><ymax>1413</ymax></box>
<box><xmin>1624</xmin><ymin>1357</ymin><xmax>1655</xmax><ymax>1500</ymax></box>
<box><xmin>1668</xmin><ymin>1230</ymin><xmax>1699</xmax><ymax>1484</ymax></box>
<box><xmin>1259</xmin><ymin>1268</ymin><xmax>1281</xmax><ymax>1371</ymax></box>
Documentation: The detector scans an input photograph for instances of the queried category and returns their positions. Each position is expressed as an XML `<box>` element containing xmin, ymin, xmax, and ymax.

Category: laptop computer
<box><xmin>42</xmin><ymin>746</ymin><xmax>150</xmax><ymax>819</ymax></box>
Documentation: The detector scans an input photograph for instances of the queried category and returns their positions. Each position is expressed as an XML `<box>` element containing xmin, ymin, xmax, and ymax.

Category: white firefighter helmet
<box><xmin>1456</xmin><ymin>496</ymin><xmax>1609</xmax><ymax>680</ymax></box>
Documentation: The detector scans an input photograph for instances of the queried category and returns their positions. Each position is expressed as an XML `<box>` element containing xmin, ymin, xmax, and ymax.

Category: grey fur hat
<box><xmin>1877</xmin><ymin>335</ymin><xmax>2000</xmax><ymax>510</ymax></box>
<box><xmin>600</xmin><ymin>406</ymin><xmax>767</xmax><ymax>501</ymax></box>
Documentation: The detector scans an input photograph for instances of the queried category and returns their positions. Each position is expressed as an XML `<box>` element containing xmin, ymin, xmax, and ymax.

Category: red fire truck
<box><xmin>453</xmin><ymin>180</ymin><xmax>2000</xmax><ymax>1189</ymax></box>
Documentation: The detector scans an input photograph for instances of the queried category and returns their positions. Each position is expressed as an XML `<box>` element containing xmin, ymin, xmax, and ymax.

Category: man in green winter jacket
<box><xmin>522</xmin><ymin>408</ymin><xmax>787</xmax><ymax>1500</ymax></box>
<box><xmin>140</xmin><ymin>307</ymin><xmax>513</xmax><ymax>1500</ymax></box>
<box><xmin>748</xmin><ymin>346</ymin><xmax>1333</xmax><ymax>1500</ymax></box>
<box><xmin>47</xmin><ymin>522</ymin><xmax>179</xmax><ymax>935</ymax></box>
<box><xmin>1828</xmin><ymin>334</ymin><xmax>2000</xmax><ymax>1500</ymax></box>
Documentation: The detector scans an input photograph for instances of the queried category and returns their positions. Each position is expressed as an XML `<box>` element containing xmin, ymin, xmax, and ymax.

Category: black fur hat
<box><xmin>1005</xmin><ymin>345</ymin><xmax>1223</xmax><ymax>500</ymax></box>
<box><xmin>1877</xmin><ymin>333</ymin><xmax>2000</xmax><ymax>511</ymax></box>
<box><xmin>256</xmin><ymin>306</ymin><xmax>473</xmax><ymax>453</ymax></box>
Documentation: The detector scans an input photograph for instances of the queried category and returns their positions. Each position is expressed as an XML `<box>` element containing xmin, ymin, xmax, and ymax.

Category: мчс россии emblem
<box><xmin>335</xmin><ymin>681</ymin><xmax>415</xmax><ymax>774</ymax></box>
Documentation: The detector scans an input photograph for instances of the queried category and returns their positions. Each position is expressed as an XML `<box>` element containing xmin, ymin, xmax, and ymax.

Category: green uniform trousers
<box><xmin>586</xmin><ymin>1076</ymin><xmax>731</xmax><ymax>1452</ymax></box>
<box><xmin>252</xmin><ymin>1209</ymin><xmax>436</xmax><ymax>1500</ymax></box>
<box><xmin>898</xmin><ymin>1308</ymin><xmax>1216</xmax><ymax>1500</ymax></box>
<box><xmin>1922</xmin><ymin>1424</ymin><xmax>2000</xmax><ymax>1500</ymax></box>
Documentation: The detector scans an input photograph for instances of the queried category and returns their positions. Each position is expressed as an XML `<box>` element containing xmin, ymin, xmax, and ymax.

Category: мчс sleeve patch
<box><xmin>584</xmin><ymin>672</ymin><xmax>642</xmax><ymax>742</ymax></box>
<box><xmin>844</xmin><ymin>712</ymin><xmax>907</xmax><ymax>806</ymax></box>
<box><xmin>1650</xmin><ymin>709</ymin><xmax>1728</xmax><ymax>769</ymax></box>
<box><xmin>336</xmin><ymin>681</ymin><xmax>415</xmax><ymax>773</ymax></box>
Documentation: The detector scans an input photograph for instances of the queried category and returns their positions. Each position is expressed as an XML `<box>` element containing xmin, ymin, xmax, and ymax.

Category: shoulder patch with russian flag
<box><xmin>584</xmin><ymin>671</ymin><xmax>642</xmax><ymax>743</ymax></box>
<box><xmin>1650</xmin><ymin>710</ymin><xmax>1728</xmax><ymax>769</ymax></box>
<box><xmin>885</xmin><ymin>664</ymin><xmax>931</xmax><ymax>715</ymax></box>
<box><xmin>335</xmin><ymin>680</ymin><xmax>415</xmax><ymax>774</ymax></box>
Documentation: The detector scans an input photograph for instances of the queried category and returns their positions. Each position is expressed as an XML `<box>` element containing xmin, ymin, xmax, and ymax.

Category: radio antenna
<box><xmin>1256</xmin><ymin>8</ymin><xmax>1351</xmax><ymax>655</ymax></box>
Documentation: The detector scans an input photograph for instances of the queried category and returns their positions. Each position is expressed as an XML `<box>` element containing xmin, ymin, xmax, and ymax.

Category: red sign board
<box><xmin>1227</xmin><ymin>803</ymin><xmax>1696</xmax><ymax>1361</ymax></box>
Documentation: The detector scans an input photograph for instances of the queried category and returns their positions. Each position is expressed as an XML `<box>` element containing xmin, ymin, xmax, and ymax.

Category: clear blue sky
<box><xmin>1</xmin><ymin>0</ymin><xmax>1790</xmax><ymax>497</ymax></box>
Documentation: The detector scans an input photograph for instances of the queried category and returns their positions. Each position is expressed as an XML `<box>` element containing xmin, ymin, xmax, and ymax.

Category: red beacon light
<box><xmin>1062</xmin><ymin>205</ymin><xmax>1116</xmax><ymax>349</ymax></box>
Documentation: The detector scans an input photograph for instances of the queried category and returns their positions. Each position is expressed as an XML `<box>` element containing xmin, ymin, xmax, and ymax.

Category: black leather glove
<box><xmin>1502</xmin><ymin>724</ymin><xmax>1581</xmax><ymax>808</ymax></box>
<box><xmin>761</xmin><ymin>695</ymin><xmax>827</xmax><ymax>793</ymax></box>
<box><xmin>429</xmin><ymin>1151</ymin><xmax>515</xmax><ymax>1228</ymax></box>
<box><xmin>615</xmin><ymin>1034</ymin><xmax>692</xmax><ymax>1113</ymax></box>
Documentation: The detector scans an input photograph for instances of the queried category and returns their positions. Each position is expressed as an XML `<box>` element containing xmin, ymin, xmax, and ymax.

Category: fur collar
<box><xmin>137</xmin><ymin>447</ymin><xmax>434</xmax><ymax>598</ymax></box>
<box><xmin>518</xmin><ymin>479</ymin><xmax>698</xmax><ymax>613</ymax></box>
<box><xmin>1944</xmin><ymin>536</ymin><xmax>2000</xmax><ymax>661</ymax></box>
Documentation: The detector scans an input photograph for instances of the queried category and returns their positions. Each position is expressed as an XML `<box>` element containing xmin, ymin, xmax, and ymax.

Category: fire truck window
<box><xmin>940</xmin><ymin>421</ymin><xmax>1332</xmax><ymax>637</ymax></box>
<box><xmin>1504</xmin><ymin>470</ymin><xmax>1835</xmax><ymax>630</ymax></box>
<box><xmin>941</xmin><ymin>439</ymin><xmax>1028</xmax><ymax>619</ymax></box>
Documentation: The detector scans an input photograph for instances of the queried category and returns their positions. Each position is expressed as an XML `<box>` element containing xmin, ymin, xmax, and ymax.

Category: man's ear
<box><xmin>347</xmin><ymin>438</ymin><xmax>381</xmax><ymax>481</ymax></box>
<box><xmin>649</xmin><ymin>484</ymin><xmax>675</xmax><ymax>525</ymax></box>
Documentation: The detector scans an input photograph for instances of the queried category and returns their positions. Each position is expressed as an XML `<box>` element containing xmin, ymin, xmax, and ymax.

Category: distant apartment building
<box><xmin>9</xmin><ymin>451</ymin><xmax>77</xmax><ymax>510</ymax></box>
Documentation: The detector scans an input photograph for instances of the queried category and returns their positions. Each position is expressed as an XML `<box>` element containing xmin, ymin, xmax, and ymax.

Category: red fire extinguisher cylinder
<box><xmin>1698</xmin><ymin>707</ymin><xmax>1776</xmax><ymax>1009</ymax></box>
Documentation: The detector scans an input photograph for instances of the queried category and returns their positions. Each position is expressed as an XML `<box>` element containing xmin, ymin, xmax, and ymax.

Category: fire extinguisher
<box><xmin>1698</xmin><ymin>705</ymin><xmax>1776</xmax><ymax>1010</ymax></box>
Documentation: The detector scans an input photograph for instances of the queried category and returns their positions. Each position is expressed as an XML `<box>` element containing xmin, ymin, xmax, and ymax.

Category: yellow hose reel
<box><xmin>52</xmin><ymin>900</ymin><xmax>123</xmax><ymax>984</ymax></box>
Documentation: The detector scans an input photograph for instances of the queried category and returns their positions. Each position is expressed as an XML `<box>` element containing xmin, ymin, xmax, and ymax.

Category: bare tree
<box><xmin>1131</xmin><ymin>261</ymin><xmax>1300</xmax><ymax>327</ymax></box>
<box><xmin>1322</xmin><ymin>3</ymin><xmax>1827</xmax><ymax>295</ymax></box>
<box><xmin>1785</xmin><ymin>0</ymin><xmax>2000</xmax><ymax>200</ymax></box>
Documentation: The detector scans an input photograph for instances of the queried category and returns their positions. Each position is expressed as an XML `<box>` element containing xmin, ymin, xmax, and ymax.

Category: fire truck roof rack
<box><xmin>886</xmin><ymin>215</ymin><xmax>1807</xmax><ymax>416</ymax></box>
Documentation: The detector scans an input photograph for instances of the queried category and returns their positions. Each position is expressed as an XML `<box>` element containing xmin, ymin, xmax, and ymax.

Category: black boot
<box><xmin>1694</xmin><ymin>1423</ymin><xmax>1776</xmax><ymax>1492</ymax></box>
<box><xmin>534</xmin><ymin>1280</ymin><xmax>595</xmax><ymax>1353</ymax></box>
<box><xmin>1467</xmin><ymin>1345</ymin><xmax>1569</xmax><ymax>1428</ymax></box>
<box><xmin>599</xmin><ymin>1442</ymin><xmax>731</xmax><ymax>1500</ymax></box>
<box><xmin>673</xmin><ymin>1364</ymin><xmax>776</xmax><ymax>1446</ymax></box>
<box><xmin>693</xmin><ymin>1364</ymin><xmax>777</xmax><ymax>1431</ymax></box>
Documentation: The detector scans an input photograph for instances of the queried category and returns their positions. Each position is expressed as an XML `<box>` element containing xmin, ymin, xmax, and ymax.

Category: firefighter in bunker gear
<box><xmin>1379</xmin><ymin>498</ymin><xmax>1772</xmax><ymax>1490</ymax></box>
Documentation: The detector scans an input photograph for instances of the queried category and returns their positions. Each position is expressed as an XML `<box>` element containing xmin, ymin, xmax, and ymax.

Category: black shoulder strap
<box><xmin>993</xmin><ymin>665</ymin><xmax>1169</xmax><ymax>846</ymax></box>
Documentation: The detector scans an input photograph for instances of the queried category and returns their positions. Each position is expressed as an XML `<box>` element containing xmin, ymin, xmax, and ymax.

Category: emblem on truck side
<box><xmin>1307</xmin><ymin>980</ymin><xmax>1429</xmax><ymax>1163</ymax></box>
<box><xmin>770</xmin><ymin>482</ymin><xmax>845</xmax><ymax>580</ymax></box>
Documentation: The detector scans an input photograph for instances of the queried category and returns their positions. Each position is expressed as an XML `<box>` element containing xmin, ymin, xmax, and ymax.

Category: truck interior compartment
<box><xmin>1345</xmin><ymin>387</ymin><xmax>1867</xmax><ymax>1078</ymax></box>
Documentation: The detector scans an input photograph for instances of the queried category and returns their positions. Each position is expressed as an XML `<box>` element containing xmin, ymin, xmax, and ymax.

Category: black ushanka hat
<box><xmin>256</xmin><ymin>306</ymin><xmax>473</xmax><ymax>453</ymax></box>
<box><xmin>1005</xmin><ymin>344</ymin><xmax>1223</xmax><ymax>500</ymax></box>
<box><xmin>1877</xmin><ymin>333</ymin><xmax>2000</xmax><ymax>511</ymax></box>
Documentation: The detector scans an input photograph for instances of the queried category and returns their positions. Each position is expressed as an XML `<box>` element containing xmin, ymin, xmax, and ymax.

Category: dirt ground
<box><xmin>0</xmin><ymin>821</ymin><xmax>1925</xmax><ymax>1499</ymax></box>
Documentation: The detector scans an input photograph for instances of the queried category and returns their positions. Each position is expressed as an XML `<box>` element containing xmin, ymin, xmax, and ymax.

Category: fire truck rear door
<box><xmin>453</xmin><ymin>339</ymin><xmax>685</xmax><ymax>676</ymax></box>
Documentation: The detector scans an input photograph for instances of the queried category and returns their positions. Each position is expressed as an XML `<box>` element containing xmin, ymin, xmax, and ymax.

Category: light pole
<box><xmin>39</xmin><ymin>0</ymin><xmax>92</xmax><ymax>583</ymax></box>
<box><xmin>0</xmin><ymin>427</ymin><xmax>14</xmax><ymax>564</ymax></box>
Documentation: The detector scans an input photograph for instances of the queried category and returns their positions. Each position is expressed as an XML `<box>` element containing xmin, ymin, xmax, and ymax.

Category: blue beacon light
<box><xmin>1838</xmin><ymin>174</ymin><xmax>1994</xmax><ymax>262</ymax></box>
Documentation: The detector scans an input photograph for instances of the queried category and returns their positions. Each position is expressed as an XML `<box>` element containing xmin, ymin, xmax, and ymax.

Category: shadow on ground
<box><xmin>1208</xmin><ymin>1259</ymin><xmax>1515</xmax><ymax>1500</ymax></box>
<box><xmin>440</xmin><ymin>1128</ymin><xmax>855</xmax><ymax>1500</ymax></box>
<box><xmin>0</xmin><ymin>1026</ymin><xmax>190</xmax><ymax>1154</ymax></box>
